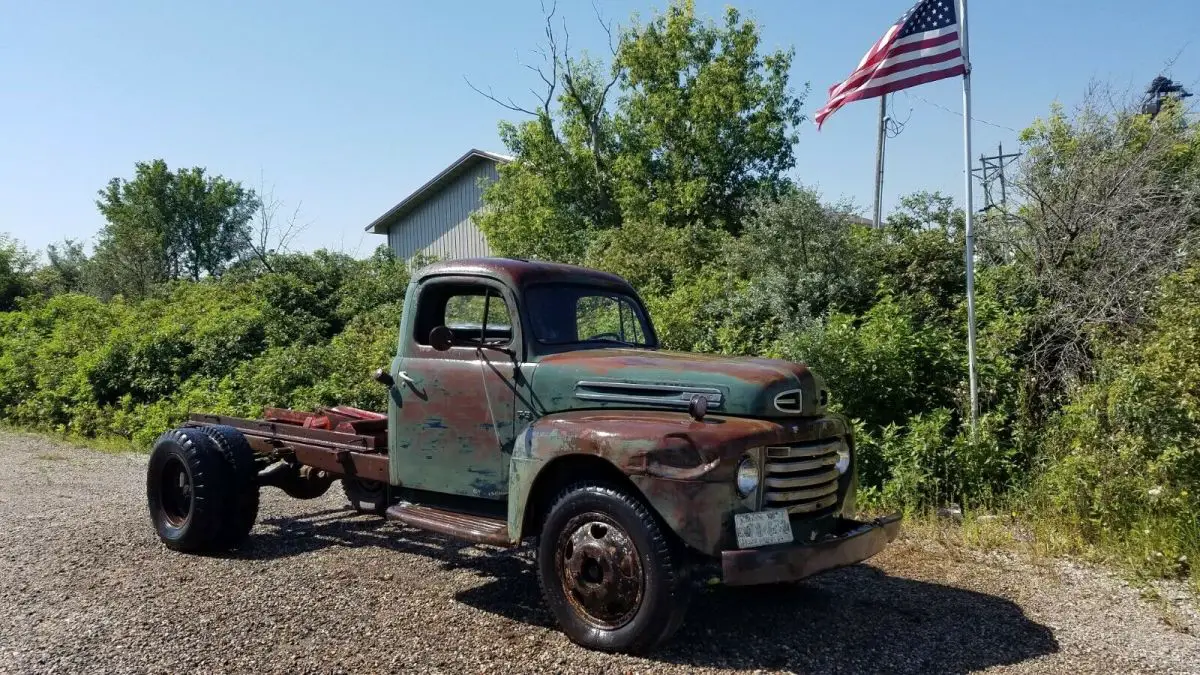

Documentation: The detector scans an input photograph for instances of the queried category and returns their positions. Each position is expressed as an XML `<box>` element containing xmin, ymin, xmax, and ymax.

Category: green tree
<box><xmin>92</xmin><ymin>160</ymin><xmax>259</xmax><ymax>298</ymax></box>
<box><xmin>475</xmin><ymin>0</ymin><xmax>804</xmax><ymax>262</ymax></box>
<box><xmin>0</xmin><ymin>234</ymin><xmax>36</xmax><ymax>311</ymax></box>
<box><xmin>727</xmin><ymin>188</ymin><xmax>876</xmax><ymax>329</ymax></box>
<box><xmin>31</xmin><ymin>239</ymin><xmax>91</xmax><ymax>297</ymax></box>
<box><xmin>875</xmin><ymin>192</ymin><xmax>967</xmax><ymax>317</ymax></box>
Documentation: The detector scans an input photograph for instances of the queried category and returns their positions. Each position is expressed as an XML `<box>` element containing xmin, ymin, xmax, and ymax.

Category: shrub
<box><xmin>1033</xmin><ymin>263</ymin><xmax>1200</xmax><ymax>584</ymax></box>
<box><xmin>0</xmin><ymin>294</ymin><xmax>130</xmax><ymax>434</ymax></box>
<box><xmin>772</xmin><ymin>295</ymin><xmax>960</xmax><ymax>431</ymax></box>
<box><xmin>0</xmin><ymin>246</ymin><xmax>408</xmax><ymax>444</ymax></box>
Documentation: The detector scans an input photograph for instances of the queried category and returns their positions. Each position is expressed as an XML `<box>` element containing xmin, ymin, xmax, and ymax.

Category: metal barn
<box><xmin>365</xmin><ymin>149</ymin><xmax>509</xmax><ymax>261</ymax></box>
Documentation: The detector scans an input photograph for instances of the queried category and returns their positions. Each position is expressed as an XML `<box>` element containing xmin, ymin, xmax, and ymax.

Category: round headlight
<box><xmin>736</xmin><ymin>455</ymin><xmax>759</xmax><ymax>498</ymax></box>
<box><xmin>835</xmin><ymin>446</ymin><xmax>851</xmax><ymax>474</ymax></box>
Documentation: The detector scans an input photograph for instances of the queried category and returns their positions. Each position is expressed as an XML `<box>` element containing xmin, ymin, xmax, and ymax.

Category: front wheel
<box><xmin>536</xmin><ymin>482</ymin><xmax>689</xmax><ymax>654</ymax></box>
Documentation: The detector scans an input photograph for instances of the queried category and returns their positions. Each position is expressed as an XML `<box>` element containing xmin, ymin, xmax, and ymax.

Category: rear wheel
<box><xmin>146</xmin><ymin>428</ymin><xmax>231</xmax><ymax>553</ymax></box>
<box><xmin>536</xmin><ymin>482</ymin><xmax>689</xmax><ymax>654</ymax></box>
<box><xmin>342</xmin><ymin>477</ymin><xmax>393</xmax><ymax>515</ymax></box>
<box><xmin>197</xmin><ymin>424</ymin><xmax>259</xmax><ymax>547</ymax></box>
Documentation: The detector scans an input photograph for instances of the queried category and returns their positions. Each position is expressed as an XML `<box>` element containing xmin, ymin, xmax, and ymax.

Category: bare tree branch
<box><xmin>1002</xmin><ymin>82</ymin><xmax>1200</xmax><ymax>386</ymax></box>
<box><xmin>464</xmin><ymin>0</ymin><xmax>562</xmax><ymax>125</ymax></box>
<box><xmin>463</xmin><ymin>76</ymin><xmax>540</xmax><ymax>117</ymax></box>
<box><xmin>593</xmin><ymin>1</ymin><xmax>619</xmax><ymax>57</ymax></box>
<box><xmin>247</xmin><ymin>174</ymin><xmax>309</xmax><ymax>272</ymax></box>
<box><xmin>556</xmin><ymin>6</ymin><xmax>622</xmax><ymax>163</ymax></box>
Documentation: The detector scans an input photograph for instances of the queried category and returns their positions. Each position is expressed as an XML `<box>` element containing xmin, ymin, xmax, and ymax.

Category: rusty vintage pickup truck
<box><xmin>146</xmin><ymin>257</ymin><xmax>900</xmax><ymax>653</ymax></box>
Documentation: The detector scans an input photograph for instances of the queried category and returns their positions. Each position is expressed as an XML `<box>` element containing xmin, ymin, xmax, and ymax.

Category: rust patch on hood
<box><xmin>531</xmin><ymin>410</ymin><xmax>848</xmax><ymax>482</ymax></box>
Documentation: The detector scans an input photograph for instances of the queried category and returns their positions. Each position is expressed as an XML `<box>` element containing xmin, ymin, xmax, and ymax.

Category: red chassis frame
<box><xmin>185</xmin><ymin>406</ymin><xmax>390</xmax><ymax>483</ymax></box>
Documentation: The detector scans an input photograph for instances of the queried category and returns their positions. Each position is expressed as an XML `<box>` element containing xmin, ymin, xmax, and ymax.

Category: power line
<box><xmin>901</xmin><ymin>90</ymin><xmax>1018</xmax><ymax>132</ymax></box>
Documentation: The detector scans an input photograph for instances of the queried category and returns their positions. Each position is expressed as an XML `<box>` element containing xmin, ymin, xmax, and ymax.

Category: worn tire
<box><xmin>146</xmin><ymin>427</ymin><xmax>231</xmax><ymax>553</ymax></box>
<box><xmin>342</xmin><ymin>477</ymin><xmax>393</xmax><ymax>515</ymax></box>
<box><xmin>536</xmin><ymin>481</ymin><xmax>690</xmax><ymax>654</ymax></box>
<box><xmin>198</xmin><ymin>424</ymin><xmax>259</xmax><ymax>547</ymax></box>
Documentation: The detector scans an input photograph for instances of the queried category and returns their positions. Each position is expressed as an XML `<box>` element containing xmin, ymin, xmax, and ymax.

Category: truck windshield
<box><xmin>525</xmin><ymin>284</ymin><xmax>654</xmax><ymax>348</ymax></box>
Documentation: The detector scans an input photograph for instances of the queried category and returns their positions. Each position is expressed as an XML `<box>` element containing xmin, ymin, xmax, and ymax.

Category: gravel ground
<box><xmin>1</xmin><ymin>430</ymin><xmax>1197</xmax><ymax>674</ymax></box>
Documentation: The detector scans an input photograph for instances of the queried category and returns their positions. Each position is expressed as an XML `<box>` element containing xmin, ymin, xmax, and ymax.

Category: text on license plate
<box><xmin>734</xmin><ymin>509</ymin><xmax>794</xmax><ymax>548</ymax></box>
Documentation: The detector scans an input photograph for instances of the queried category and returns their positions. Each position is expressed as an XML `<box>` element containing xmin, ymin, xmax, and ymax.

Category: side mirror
<box><xmin>429</xmin><ymin>325</ymin><xmax>454</xmax><ymax>352</ymax></box>
<box><xmin>373</xmin><ymin>368</ymin><xmax>395</xmax><ymax>388</ymax></box>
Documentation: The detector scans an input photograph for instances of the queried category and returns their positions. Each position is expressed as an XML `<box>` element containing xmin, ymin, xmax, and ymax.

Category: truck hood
<box><xmin>529</xmin><ymin>349</ymin><xmax>827</xmax><ymax>418</ymax></box>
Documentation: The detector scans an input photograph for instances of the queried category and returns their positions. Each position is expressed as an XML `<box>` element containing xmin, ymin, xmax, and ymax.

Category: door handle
<box><xmin>397</xmin><ymin>371</ymin><xmax>418</xmax><ymax>386</ymax></box>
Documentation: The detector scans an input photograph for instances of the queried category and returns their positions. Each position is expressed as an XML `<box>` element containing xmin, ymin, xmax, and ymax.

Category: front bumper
<box><xmin>721</xmin><ymin>514</ymin><xmax>902</xmax><ymax>586</ymax></box>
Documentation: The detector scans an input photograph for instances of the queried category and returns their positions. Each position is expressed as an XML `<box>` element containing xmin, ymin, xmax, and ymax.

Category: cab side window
<box><xmin>414</xmin><ymin>283</ymin><xmax>512</xmax><ymax>346</ymax></box>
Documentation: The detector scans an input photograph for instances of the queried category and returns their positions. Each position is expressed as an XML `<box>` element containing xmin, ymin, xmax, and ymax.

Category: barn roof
<box><xmin>365</xmin><ymin>149</ymin><xmax>511</xmax><ymax>234</ymax></box>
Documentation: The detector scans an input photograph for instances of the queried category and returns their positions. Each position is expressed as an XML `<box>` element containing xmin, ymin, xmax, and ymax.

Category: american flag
<box><xmin>814</xmin><ymin>0</ymin><xmax>966</xmax><ymax>129</ymax></box>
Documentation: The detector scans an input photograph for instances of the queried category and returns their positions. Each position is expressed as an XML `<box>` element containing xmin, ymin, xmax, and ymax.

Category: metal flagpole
<box><xmin>957</xmin><ymin>0</ymin><xmax>979</xmax><ymax>430</ymax></box>
<box><xmin>873</xmin><ymin>95</ymin><xmax>887</xmax><ymax>228</ymax></box>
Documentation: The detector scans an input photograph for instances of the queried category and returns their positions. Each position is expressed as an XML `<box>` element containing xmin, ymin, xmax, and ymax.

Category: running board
<box><xmin>386</xmin><ymin>503</ymin><xmax>513</xmax><ymax>547</ymax></box>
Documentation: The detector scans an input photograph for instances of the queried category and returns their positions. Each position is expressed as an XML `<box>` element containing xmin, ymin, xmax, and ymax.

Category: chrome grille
<box><xmin>763</xmin><ymin>439</ymin><xmax>843</xmax><ymax>515</ymax></box>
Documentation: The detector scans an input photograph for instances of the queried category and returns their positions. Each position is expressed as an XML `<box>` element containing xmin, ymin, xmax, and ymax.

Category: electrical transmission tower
<box><xmin>971</xmin><ymin>143</ymin><xmax>1020</xmax><ymax>212</ymax></box>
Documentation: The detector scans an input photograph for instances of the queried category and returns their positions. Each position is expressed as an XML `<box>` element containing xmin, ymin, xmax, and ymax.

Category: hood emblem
<box><xmin>773</xmin><ymin>389</ymin><xmax>804</xmax><ymax>414</ymax></box>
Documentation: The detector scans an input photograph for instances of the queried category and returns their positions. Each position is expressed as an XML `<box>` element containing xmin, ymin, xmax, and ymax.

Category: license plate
<box><xmin>734</xmin><ymin>509</ymin><xmax>794</xmax><ymax>548</ymax></box>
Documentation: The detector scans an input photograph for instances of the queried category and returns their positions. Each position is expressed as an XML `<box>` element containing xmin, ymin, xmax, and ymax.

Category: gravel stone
<box><xmin>0</xmin><ymin>430</ymin><xmax>1197</xmax><ymax>674</ymax></box>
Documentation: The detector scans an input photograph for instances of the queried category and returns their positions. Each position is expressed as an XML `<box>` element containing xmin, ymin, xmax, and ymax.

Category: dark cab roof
<box><xmin>415</xmin><ymin>257</ymin><xmax>635</xmax><ymax>292</ymax></box>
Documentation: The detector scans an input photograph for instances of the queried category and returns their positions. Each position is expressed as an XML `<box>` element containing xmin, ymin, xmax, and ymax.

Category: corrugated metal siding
<box><xmin>387</xmin><ymin>160</ymin><xmax>498</xmax><ymax>260</ymax></box>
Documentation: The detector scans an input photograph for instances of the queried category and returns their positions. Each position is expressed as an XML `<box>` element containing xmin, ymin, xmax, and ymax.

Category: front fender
<box><xmin>506</xmin><ymin>410</ymin><xmax>851</xmax><ymax>555</ymax></box>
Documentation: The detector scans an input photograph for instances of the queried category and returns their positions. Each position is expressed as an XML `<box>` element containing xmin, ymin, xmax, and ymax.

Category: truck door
<box><xmin>388</xmin><ymin>276</ymin><xmax>519</xmax><ymax>500</ymax></box>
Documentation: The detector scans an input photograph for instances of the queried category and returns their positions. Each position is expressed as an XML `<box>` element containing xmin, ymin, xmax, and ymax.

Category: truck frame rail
<box><xmin>186</xmin><ymin>406</ymin><xmax>390</xmax><ymax>482</ymax></box>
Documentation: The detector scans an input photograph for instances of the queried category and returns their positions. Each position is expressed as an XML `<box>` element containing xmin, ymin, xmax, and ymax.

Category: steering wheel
<box><xmin>584</xmin><ymin>332</ymin><xmax>623</xmax><ymax>342</ymax></box>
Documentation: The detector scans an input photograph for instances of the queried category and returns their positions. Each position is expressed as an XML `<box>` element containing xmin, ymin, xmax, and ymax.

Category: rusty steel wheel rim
<box><xmin>160</xmin><ymin>456</ymin><xmax>193</xmax><ymax>527</ymax></box>
<box><xmin>554</xmin><ymin>512</ymin><xmax>644</xmax><ymax>630</ymax></box>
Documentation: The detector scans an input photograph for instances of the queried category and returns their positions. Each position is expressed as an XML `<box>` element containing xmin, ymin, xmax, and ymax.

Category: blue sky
<box><xmin>2</xmin><ymin>0</ymin><xmax>1197</xmax><ymax>256</ymax></box>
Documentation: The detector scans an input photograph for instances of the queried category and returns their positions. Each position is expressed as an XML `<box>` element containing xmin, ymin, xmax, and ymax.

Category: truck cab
<box><xmin>147</xmin><ymin>257</ymin><xmax>900</xmax><ymax>654</ymax></box>
<box><xmin>386</xmin><ymin>259</ymin><xmax>659</xmax><ymax>499</ymax></box>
